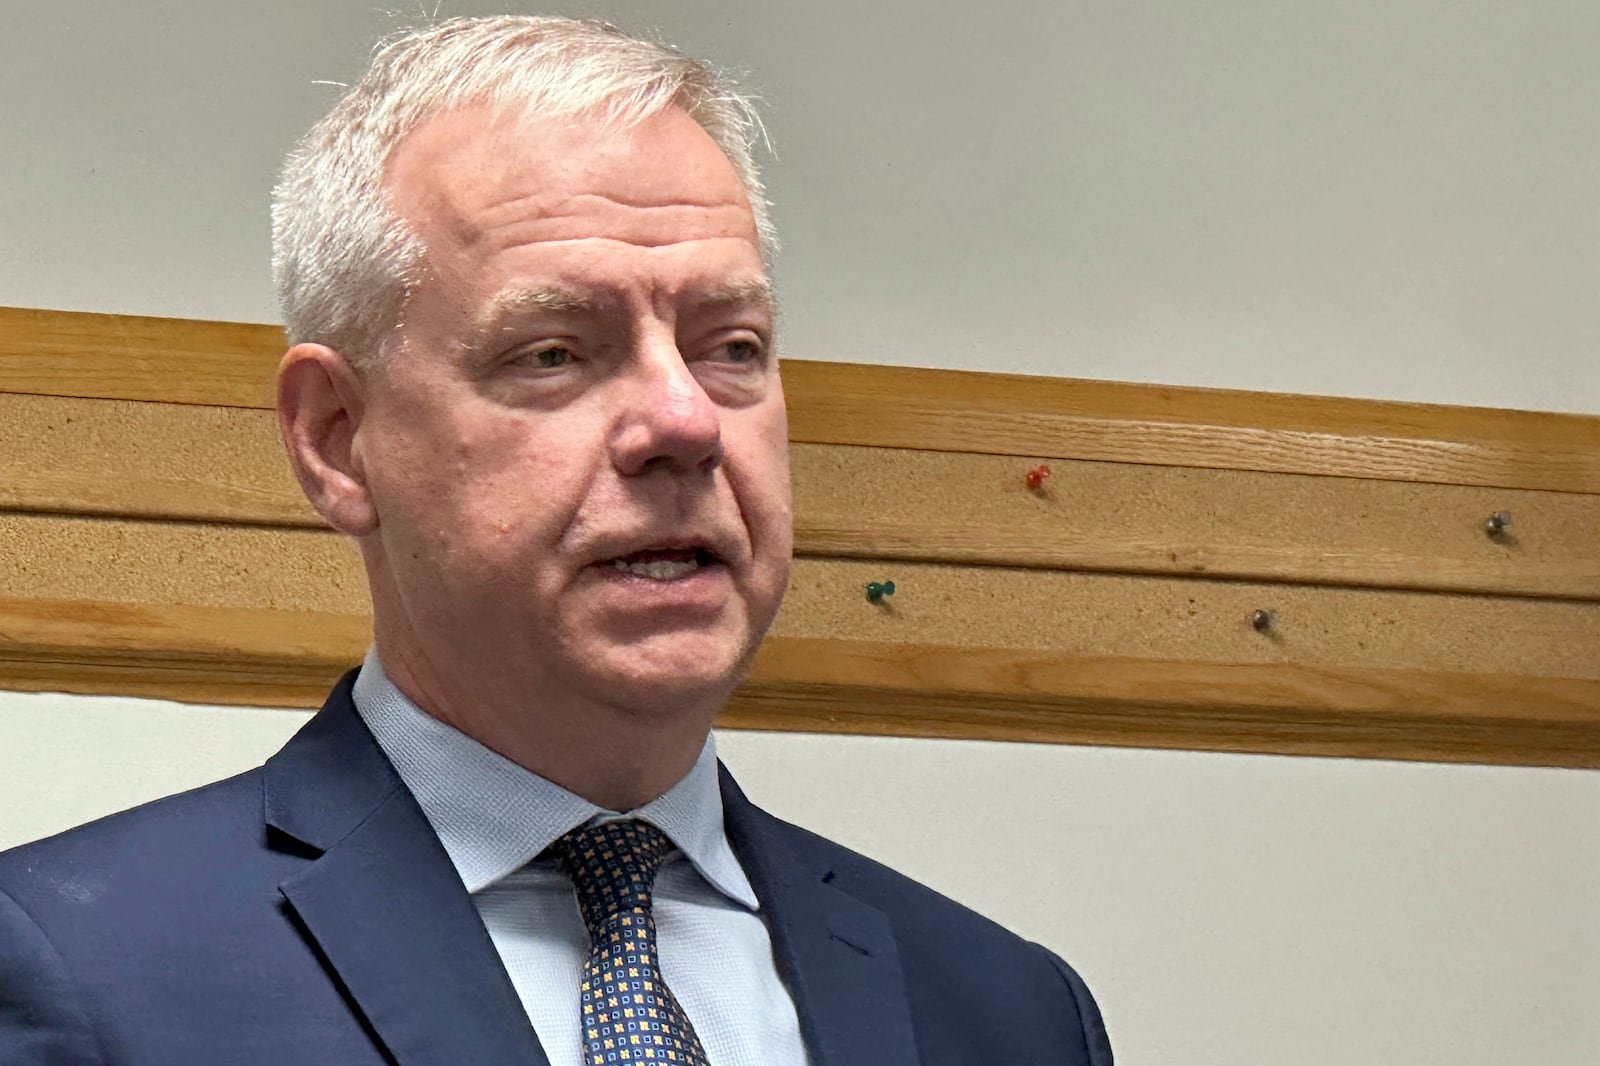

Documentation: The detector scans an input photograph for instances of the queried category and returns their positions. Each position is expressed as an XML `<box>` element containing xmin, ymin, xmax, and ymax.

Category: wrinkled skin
<box><xmin>277</xmin><ymin>105</ymin><xmax>793</xmax><ymax>809</ymax></box>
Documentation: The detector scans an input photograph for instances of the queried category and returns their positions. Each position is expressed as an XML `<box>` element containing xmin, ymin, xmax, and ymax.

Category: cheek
<box><xmin>733</xmin><ymin>411</ymin><xmax>795</xmax><ymax>553</ymax></box>
<box><xmin>369</xmin><ymin>418</ymin><xmax>477</xmax><ymax>517</ymax></box>
<box><xmin>764</xmin><ymin>450</ymin><xmax>794</xmax><ymax>542</ymax></box>
<box><xmin>364</xmin><ymin>415</ymin><xmax>548</xmax><ymax>555</ymax></box>
<box><xmin>759</xmin><ymin>402</ymin><xmax>794</xmax><ymax>523</ymax></box>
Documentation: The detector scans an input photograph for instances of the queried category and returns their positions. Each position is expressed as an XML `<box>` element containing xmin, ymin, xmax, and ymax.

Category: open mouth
<box><xmin>605</xmin><ymin>546</ymin><xmax>721</xmax><ymax>581</ymax></box>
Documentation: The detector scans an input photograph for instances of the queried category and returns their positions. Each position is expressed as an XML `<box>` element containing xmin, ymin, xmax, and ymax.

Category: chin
<box><xmin>584</xmin><ymin>634</ymin><xmax>753</xmax><ymax>716</ymax></box>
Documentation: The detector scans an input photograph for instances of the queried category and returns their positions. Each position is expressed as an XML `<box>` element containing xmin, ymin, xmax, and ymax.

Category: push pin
<box><xmin>1484</xmin><ymin>511</ymin><xmax>1513</xmax><ymax>538</ymax></box>
<box><xmin>1025</xmin><ymin>464</ymin><xmax>1052</xmax><ymax>491</ymax></box>
<box><xmin>1250</xmin><ymin>609</ymin><xmax>1277</xmax><ymax>633</ymax></box>
<box><xmin>866</xmin><ymin>580</ymin><xmax>896</xmax><ymax>604</ymax></box>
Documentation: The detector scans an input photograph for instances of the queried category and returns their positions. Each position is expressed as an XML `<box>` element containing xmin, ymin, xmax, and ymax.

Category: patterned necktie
<box><xmin>549</xmin><ymin>819</ymin><xmax>712</xmax><ymax>1066</ymax></box>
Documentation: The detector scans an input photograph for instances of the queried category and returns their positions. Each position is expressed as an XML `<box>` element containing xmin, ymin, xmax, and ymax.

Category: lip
<box><xmin>584</xmin><ymin>531</ymin><xmax>737</xmax><ymax>571</ymax></box>
<box><xmin>579</xmin><ymin>554</ymin><xmax>734</xmax><ymax>618</ymax></box>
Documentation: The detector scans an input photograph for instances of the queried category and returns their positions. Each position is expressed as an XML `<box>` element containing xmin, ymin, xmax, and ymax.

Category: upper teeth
<box><xmin>613</xmin><ymin>558</ymin><xmax>701</xmax><ymax>580</ymax></box>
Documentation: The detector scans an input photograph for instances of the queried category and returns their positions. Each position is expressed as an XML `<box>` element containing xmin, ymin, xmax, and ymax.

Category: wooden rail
<box><xmin>2</xmin><ymin>306</ymin><xmax>1597</xmax><ymax>768</ymax></box>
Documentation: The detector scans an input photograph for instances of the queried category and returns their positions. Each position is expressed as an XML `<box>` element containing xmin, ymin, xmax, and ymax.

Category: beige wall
<box><xmin>3</xmin><ymin>1</ymin><xmax>1598</xmax><ymax>1062</ymax></box>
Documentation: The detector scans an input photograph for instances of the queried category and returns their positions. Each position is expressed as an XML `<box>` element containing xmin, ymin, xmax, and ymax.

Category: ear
<box><xmin>276</xmin><ymin>344</ymin><xmax>378</xmax><ymax>536</ymax></box>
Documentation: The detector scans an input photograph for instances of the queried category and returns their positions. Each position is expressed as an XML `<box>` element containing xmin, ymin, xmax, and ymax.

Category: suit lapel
<box><xmin>264</xmin><ymin>673</ymin><xmax>550</xmax><ymax>1066</ymax></box>
<box><xmin>720</xmin><ymin>767</ymin><xmax>920</xmax><ymax>1066</ymax></box>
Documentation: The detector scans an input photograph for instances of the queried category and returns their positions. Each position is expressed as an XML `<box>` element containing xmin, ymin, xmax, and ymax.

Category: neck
<box><xmin>370</xmin><ymin>635</ymin><xmax>717</xmax><ymax>812</ymax></box>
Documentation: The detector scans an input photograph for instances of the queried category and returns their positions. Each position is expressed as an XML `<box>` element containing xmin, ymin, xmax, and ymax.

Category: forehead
<box><xmin>384</xmin><ymin>102</ymin><xmax>759</xmax><ymax>257</ymax></box>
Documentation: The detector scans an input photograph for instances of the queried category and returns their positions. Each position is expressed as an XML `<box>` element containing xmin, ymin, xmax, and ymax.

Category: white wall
<box><xmin>3</xmin><ymin>2</ymin><xmax>1598</xmax><ymax>1063</ymax></box>
<box><xmin>3</xmin><ymin>0</ymin><xmax>1596</xmax><ymax>413</ymax></box>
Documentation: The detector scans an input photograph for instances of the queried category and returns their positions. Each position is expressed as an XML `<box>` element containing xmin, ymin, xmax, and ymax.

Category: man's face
<box><xmin>355</xmin><ymin>103</ymin><xmax>792</xmax><ymax>717</ymax></box>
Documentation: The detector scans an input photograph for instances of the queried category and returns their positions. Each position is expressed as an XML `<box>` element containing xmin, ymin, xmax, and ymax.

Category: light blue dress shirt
<box><xmin>352</xmin><ymin>650</ymin><xmax>810</xmax><ymax>1066</ymax></box>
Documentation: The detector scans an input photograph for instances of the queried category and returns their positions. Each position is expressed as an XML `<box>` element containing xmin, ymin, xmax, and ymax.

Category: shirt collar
<box><xmin>351</xmin><ymin>648</ymin><xmax>759</xmax><ymax>909</ymax></box>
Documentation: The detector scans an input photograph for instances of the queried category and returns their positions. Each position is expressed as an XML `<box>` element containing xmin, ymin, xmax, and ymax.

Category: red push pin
<box><xmin>1025</xmin><ymin>464</ymin><xmax>1051</xmax><ymax>491</ymax></box>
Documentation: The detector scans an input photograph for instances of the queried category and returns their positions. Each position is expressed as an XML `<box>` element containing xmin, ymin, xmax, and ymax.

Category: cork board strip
<box><xmin>0</xmin><ymin>393</ymin><xmax>313</xmax><ymax>527</ymax></box>
<box><xmin>4</xmin><ymin>393</ymin><xmax>1597</xmax><ymax>601</ymax></box>
<box><xmin>791</xmin><ymin>445</ymin><xmax>1600</xmax><ymax>602</ymax></box>
<box><xmin>0</xmin><ymin>513</ymin><xmax>369</xmax><ymax>616</ymax></box>
<box><xmin>775</xmin><ymin>559</ymin><xmax>1600</xmax><ymax>681</ymax></box>
<box><xmin>3</xmin><ymin>512</ymin><xmax>1596</xmax><ymax>682</ymax></box>
<box><xmin>4</xmin><ymin>305</ymin><xmax>1597</xmax><ymax>493</ymax></box>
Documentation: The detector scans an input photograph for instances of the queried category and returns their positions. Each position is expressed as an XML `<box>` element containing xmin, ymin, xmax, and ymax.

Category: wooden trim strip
<box><xmin>4</xmin><ymin>599</ymin><xmax>1596</xmax><ymax>769</ymax></box>
<box><xmin>0</xmin><ymin>597</ymin><xmax>367</xmax><ymax>671</ymax></box>
<box><xmin>782</xmin><ymin>361</ymin><xmax>1600</xmax><ymax>495</ymax></box>
<box><xmin>741</xmin><ymin>639</ymin><xmax>1600</xmax><ymax>769</ymax></box>
<box><xmin>5</xmin><ymin>306</ymin><xmax>1597</xmax><ymax>493</ymax></box>
<box><xmin>0</xmin><ymin>598</ymin><xmax>363</xmax><ymax>708</ymax></box>
<box><xmin>0</xmin><ymin>307</ymin><xmax>281</xmax><ymax>409</ymax></box>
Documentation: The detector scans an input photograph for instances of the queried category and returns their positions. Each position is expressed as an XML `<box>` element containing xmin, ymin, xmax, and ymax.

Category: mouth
<box><xmin>602</xmin><ymin>545</ymin><xmax>723</xmax><ymax>582</ymax></box>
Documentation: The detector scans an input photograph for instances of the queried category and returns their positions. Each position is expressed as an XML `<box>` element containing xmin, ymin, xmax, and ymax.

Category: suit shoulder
<box><xmin>752</xmin><ymin>805</ymin><xmax>1035</xmax><ymax>949</ymax></box>
<box><xmin>743</xmin><ymin>805</ymin><xmax>1113</xmax><ymax>1062</ymax></box>
<box><xmin>0</xmin><ymin>768</ymin><xmax>265</xmax><ymax>901</ymax></box>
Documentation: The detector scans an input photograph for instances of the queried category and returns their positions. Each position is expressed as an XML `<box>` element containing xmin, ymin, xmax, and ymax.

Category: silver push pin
<box><xmin>1250</xmin><ymin>609</ymin><xmax>1278</xmax><ymax>633</ymax></box>
<box><xmin>1484</xmin><ymin>511</ymin><xmax>1513</xmax><ymax>538</ymax></box>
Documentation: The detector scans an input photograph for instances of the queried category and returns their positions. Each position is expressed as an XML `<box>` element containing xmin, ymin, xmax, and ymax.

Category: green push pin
<box><xmin>865</xmin><ymin>580</ymin><xmax>896</xmax><ymax>604</ymax></box>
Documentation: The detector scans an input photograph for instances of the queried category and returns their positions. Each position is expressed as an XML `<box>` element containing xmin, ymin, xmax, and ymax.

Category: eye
<box><xmin>715</xmin><ymin>338</ymin><xmax>766</xmax><ymax>365</ymax></box>
<box><xmin>510</xmin><ymin>345</ymin><xmax>573</xmax><ymax>370</ymax></box>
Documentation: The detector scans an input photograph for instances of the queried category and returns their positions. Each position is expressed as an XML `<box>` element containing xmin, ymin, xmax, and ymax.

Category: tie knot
<box><xmin>549</xmin><ymin>819</ymin><xmax>676</xmax><ymax>933</ymax></box>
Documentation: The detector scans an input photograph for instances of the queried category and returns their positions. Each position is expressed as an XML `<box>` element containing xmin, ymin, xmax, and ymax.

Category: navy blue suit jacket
<box><xmin>0</xmin><ymin>672</ymin><xmax>1112</xmax><ymax>1064</ymax></box>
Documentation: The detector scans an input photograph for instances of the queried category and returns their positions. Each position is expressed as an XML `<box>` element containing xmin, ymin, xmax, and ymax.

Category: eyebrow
<box><xmin>473</xmin><ymin>285</ymin><xmax>597</xmax><ymax>327</ymax></box>
<box><xmin>459</xmin><ymin>286</ymin><xmax>598</xmax><ymax>356</ymax></box>
<box><xmin>461</xmin><ymin>277</ymin><xmax>777</xmax><ymax>356</ymax></box>
<box><xmin>692</xmin><ymin>278</ymin><xmax>776</xmax><ymax>316</ymax></box>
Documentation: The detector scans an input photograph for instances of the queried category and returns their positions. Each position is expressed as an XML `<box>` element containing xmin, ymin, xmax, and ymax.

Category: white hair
<box><xmin>271</xmin><ymin>15</ymin><xmax>774</xmax><ymax>367</ymax></box>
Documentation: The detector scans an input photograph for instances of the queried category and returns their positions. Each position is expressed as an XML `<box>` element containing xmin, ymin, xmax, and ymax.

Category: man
<box><xmin>0</xmin><ymin>16</ymin><xmax>1111</xmax><ymax>1065</ymax></box>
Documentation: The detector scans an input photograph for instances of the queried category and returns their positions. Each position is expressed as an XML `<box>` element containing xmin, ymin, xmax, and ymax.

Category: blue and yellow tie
<box><xmin>550</xmin><ymin>819</ymin><xmax>712</xmax><ymax>1066</ymax></box>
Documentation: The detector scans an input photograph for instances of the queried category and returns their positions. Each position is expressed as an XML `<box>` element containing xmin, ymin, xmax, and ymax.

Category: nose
<box><xmin>609</xmin><ymin>342</ymin><xmax>723</xmax><ymax>477</ymax></box>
